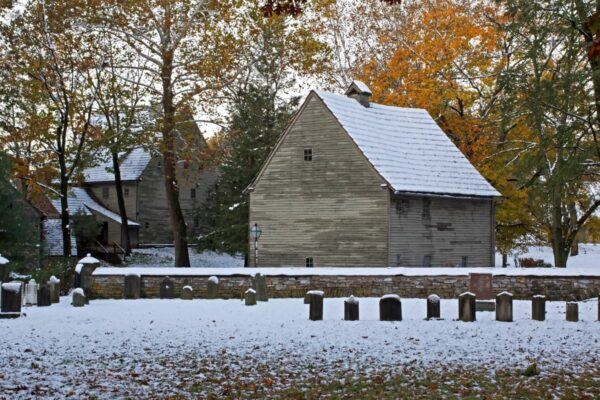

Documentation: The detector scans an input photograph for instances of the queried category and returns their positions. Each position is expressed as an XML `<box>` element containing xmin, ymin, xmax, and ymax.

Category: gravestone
<box><xmin>160</xmin><ymin>277</ymin><xmax>175</xmax><ymax>299</ymax></box>
<box><xmin>254</xmin><ymin>273</ymin><xmax>268</xmax><ymax>302</ymax></box>
<box><xmin>124</xmin><ymin>274</ymin><xmax>141</xmax><ymax>299</ymax></box>
<box><xmin>469</xmin><ymin>273</ymin><xmax>495</xmax><ymax>311</ymax></box>
<box><xmin>24</xmin><ymin>279</ymin><xmax>38</xmax><ymax>306</ymax></box>
<box><xmin>49</xmin><ymin>276</ymin><xmax>60</xmax><ymax>303</ymax></box>
<box><xmin>37</xmin><ymin>284</ymin><xmax>51</xmax><ymax>307</ymax></box>
<box><xmin>496</xmin><ymin>292</ymin><xmax>513</xmax><ymax>322</ymax></box>
<box><xmin>532</xmin><ymin>295</ymin><xmax>546</xmax><ymax>321</ymax></box>
<box><xmin>426</xmin><ymin>294</ymin><xmax>441</xmax><ymax>320</ymax></box>
<box><xmin>74</xmin><ymin>264</ymin><xmax>83</xmax><ymax>288</ymax></box>
<box><xmin>244</xmin><ymin>288</ymin><xmax>257</xmax><ymax>306</ymax></box>
<box><xmin>307</xmin><ymin>290</ymin><xmax>324</xmax><ymax>321</ymax></box>
<box><xmin>379</xmin><ymin>294</ymin><xmax>402</xmax><ymax>321</ymax></box>
<box><xmin>78</xmin><ymin>254</ymin><xmax>100</xmax><ymax>293</ymax></box>
<box><xmin>566</xmin><ymin>302</ymin><xmax>578</xmax><ymax>322</ymax></box>
<box><xmin>1</xmin><ymin>282</ymin><xmax>22</xmax><ymax>314</ymax></box>
<box><xmin>207</xmin><ymin>276</ymin><xmax>219</xmax><ymax>299</ymax></box>
<box><xmin>344</xmin><ymin>295</ymin><xmax>359</xmax><ymax>321</ymax></box>
<box><xmin>181</xmin><ymin>285</ymin><xmax>193</xmax><ymax>300</ymax></box>
<box><xmin>0</xmin><ymin>254</ymin><xmax>8</xmax><ymax>282</ymax></box>
<box><xmin>71</xmin><ymin>289</ymin><xmax>86</xmax><ymax>307</ymax></box>
<box><xmin>458</xmin><ymin>292</ymin><xmax>476</xmax><ymax>322</ymax></box>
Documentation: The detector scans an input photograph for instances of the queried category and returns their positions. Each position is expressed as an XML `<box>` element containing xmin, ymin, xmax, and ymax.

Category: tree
<box><xmin>1</xmin><ymin>1</ymin><xmax>104</xmax><ymax>257</ymax></box>
<box><xmin>495</xmin><ymin>0</ymin><xmax>600</xmax><ymax>267</ymax></box>
<box><xmin>0</xmin><ymin>153</ymin><xmax>40</xmax><ymax>271</ymax></box>
<box><xmin>90</xmin><ymin>32</ymin><xmax>153</xmax><ymax>255</ymax></box>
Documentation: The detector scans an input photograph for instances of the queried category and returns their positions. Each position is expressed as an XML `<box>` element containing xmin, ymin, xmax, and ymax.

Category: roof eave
<box><xmin>392</xmin><ymin>190</ymin><xmax>501</xmax><ymax>200</ymax></box>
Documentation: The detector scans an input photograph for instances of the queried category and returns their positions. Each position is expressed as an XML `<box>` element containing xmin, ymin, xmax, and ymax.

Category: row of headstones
<box><xmin>121</xmin><ymin>274</ymin><xmax>269</xmax><ymax>302</ymax></box>
<box><xmin>306</xmin><ymin>291</ymin><xmax>599</xmax><ymax>322</ymax></box>
<box><xmin>0</xmin><ymin>277</ymin><xmax>62</xmax><ymax>317</ymax></box>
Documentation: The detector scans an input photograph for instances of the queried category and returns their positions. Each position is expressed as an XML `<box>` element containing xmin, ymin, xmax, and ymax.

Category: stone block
<box><xmin>71</xmin><ymin>289</ymin><xmax>86</xmax><ymax>307</ymax></box>
<box><xmin>458</xmin><ymin>292</ymin><xmax>476</xmax><ymax>322</ymax></box>
<box><xmin>379</xmin><ymin>294</ymin><xmax>402</xmax><ymax>321</ymax></box>
<box><xmin>344</xmin><ymin>295</ymin><xmax>359</xmax><ymax>321</ymax></box>
<box><xmin>124</xmin><ymin>274</ymin><xmax>141</xmax><ymax>299</ymax></box>
<box><xmin>496</xmin><ymin>292</ymin><xmax>513</xmax><ymax>322</ymax></box>
<box><xmin>566</xmin><ymin>302</ymin><xmax>578</xmax><ymax>322</ymax></box>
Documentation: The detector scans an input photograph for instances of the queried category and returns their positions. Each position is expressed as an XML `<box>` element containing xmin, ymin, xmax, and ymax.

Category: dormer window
<box><xmin>304</xmin><ymin>148</ymin><xmax>312</xmax><ymax>161</ymax></box>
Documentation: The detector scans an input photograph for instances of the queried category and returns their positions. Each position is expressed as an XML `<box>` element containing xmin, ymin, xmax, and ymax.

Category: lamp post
<box><xmin>250</xmin><ymin>223</ymin><xmax>262</xmax><ymax>267</ymax></box>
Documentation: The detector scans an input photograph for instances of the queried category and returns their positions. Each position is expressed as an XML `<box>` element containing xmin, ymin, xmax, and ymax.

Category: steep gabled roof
<box><xmin>314</xmin><ymin>90</ymin><xmax>500</xmax><ymax>198</ymax></box>
<box><xmin>42</xmin><ymin>219</ymin><xmax>77</xmax><ymax>256</ymax></box>
<box><xmin>83</xmin><ymin>148</ymin><xmax>152</xmax><ymax>183</ymax></box>
<box><xmin>50</xmin><ymin>188</ymin><xmax>140</xmax><ymax>226</ymax></box>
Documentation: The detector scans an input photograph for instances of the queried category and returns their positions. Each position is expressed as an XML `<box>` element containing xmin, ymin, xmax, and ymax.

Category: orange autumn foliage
<box><xmin>356</xmin><ymin>0</ymin><xmax>505</xmax><ymax>164</ymax></box>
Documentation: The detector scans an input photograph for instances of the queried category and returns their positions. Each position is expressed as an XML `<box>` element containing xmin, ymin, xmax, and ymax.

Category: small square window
<box><xmin>305</xmin><ymin>257</ymin><xmax>314</xmax><ymax>268</ymax></box>
<box><xmin>102</xmin><ymin>187</ymin><xmax>109</xmax><ymax>199</ymax></box>
<box><xmin>191</xmin><ymin>188</ymin><xmax>196</xmax><ymax>199</ymax></box>
<box><xmin>423</xmin><ymin>255</ymin><xmax>432</xmax><ymax>267</ymax></box>
<box><xmin>145</xmin><ymin>222</ymin><xmax>149</xmax><ymax>229</ymax></box>
<box><xmin>124</xmin><ymin>188</ymin><xmax>130</xmax><ymax>197</ymax></box>
<box><xmin>304</xmin><ymin>148</ymin><xmax>312</xmax><ymax>161</ymax></box>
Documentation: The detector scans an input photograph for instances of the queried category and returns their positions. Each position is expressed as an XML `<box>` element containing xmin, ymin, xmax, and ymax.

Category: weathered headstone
<box><xmin>207</xmin><ymin>276</ymin><xmax>219</xmax><ymax>299</ymax></box>
<box><xmin>78</xmin><ymin>253</ymin><xmax>100</xmax><ymax>293</ymax></box>
<box><xmin>37</xmin><ymin>284</ymin><xmax>51</xmax><ymax>307</ymax></box>
<box><xmin>24</xmin><ymin>279</ymin><xmax>38</xmax><ymax>306</ymax></box>
<box><xmin>254</xmin><ymin>273</ymin><xmax>268</xmax><ymax>302</ymax></box>
<box><xmin>469</xmin><ymin>273</ymin><xmax>495</xmax><ymax>311</ymax></box>
<box><xmin>49</xmin><ymin>276</ymin><xmax>60</xmax><ymax>303</ymax></box>
<box><xmin>566</xmin><ymin>302</ymin><xmax>578</xmax><ymax>322</ymax></box>
<box><xmin>344</xmin><ymin>295</ymin><xmax>359</xmax><ymax>321</ymax></box>
<box><xmin>379</xmin><ymin>294</ymin><xmax>402</xmax><ymax>321</ymax></box>
<box><xmin>496</xmin><ymin>291</ymin><xmax>513</xmax><ymax>322</ymax></box>
<box><xmin>426</xmin><ymin>294</ymin><xmax>441</xmax><ymax>320</ymax></box>
<box><xmin>244</xmin><ymin>288</ymin><xmax>257</xmax><ymax>306</ymax></box>
<box><xmin>0</xmin><ymin>281</ymin><xmax>23</xmax><ymax>318</ymax></box>
<box><xmin>0</xmin><ymin>254</ymin><xmax>8</xmax><ymax>283</ymax></box>
<box><xmin>71</xmin><ymin>288</ymin><xmax>86</xmax><ymax>307</ymax></box>
<box><xmin>458</xmin><ymin>292</ymin><xmax>476</xmax><ymax>322</ymax></box>
<box><xmin>1</xmin><ymin>282</ymin><xmax>22</xmax><ymax>313</ymax></box>
<box><xmin>124</xmin><ymin>274</ymin><xmax>141</xmax><ymax>299</ymax></box>
<box><xmin>74</xmin><ymin>263</ymin><xmax>83</xmax><ymax>289</ymax></box>
<box><xmin>532</xmin><ymin>295</ymin><xmax>546</xmax><ymax>321</ymax></box>
<box><xmin>181</xmin><ymin>285</ymin><xmax>194</xmax><ymax>300</ymax></box>
<box><xmin>307</xmin><ymin>290</ymin><xmax>324</xmax><ymax>321</ymax></box>
<box><xmin>160</xmin><ymin>277</ymin><xmax>175</xmax><ymax>299</ymax></box>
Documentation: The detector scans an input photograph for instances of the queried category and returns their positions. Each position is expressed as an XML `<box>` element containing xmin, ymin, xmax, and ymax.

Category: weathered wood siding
<box><xmin>138</xmin><ymin>158</ymin><xmax>218</xmax><ymax>244</ymax></box>
<box><xmin>388</xmin><ymin>195</ymin><xmax>494</xmax><ymax>267</ymax></box>
<box><xmin>87</xmin><ymin>182</ymin><xmax>139</xmax><ymax>220</ymax></box>
<box><xmin>249</xmin><ymin>94</ymin><xmax>389</xmax><ymax>267</ymax></box>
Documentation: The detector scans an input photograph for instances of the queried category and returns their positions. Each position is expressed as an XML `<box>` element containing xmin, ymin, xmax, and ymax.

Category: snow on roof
<box><xmin>51</xmin><ymin>188</ymin><xmax>139</xmax><ymax>227</ymax></box>
<box><xmin>42</xmin><ymin>219</ymin><xmax>77</xmax><ymax>257</ymax></box>
<box><xmin>314</xmin><ymin>90</ymin><xmax>500</xmax><ymax>198</ymax></box>
<box><xmin>346</xmin><ymin>80</ymin><xmax>372</xmax><ymax>95</ymax></box>
<box><xmin>83</xmin><ymin>148</ymin><xmax>151</xmax><ymax>183</ymax></box>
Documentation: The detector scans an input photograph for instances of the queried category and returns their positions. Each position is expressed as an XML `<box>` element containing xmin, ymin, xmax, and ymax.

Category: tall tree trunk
<box><xmin>59</xmin><ymin>156</ymin><xmax>71</xmax><ymax>258</ymax></box>
<box><xmin>112</xmin><ymin>152</ymin><xmax>131</xmax><ymax>256</ymax></box>
<box><xmin>569</xmin><ymin>202</ymin><xmax>579</xmax><ymax>256</ymax></box>
<box><xmin>161</xmin><ymin>51</ymin><xmax>190</xmax><ymax>268</ymax></box>
<box><xmin>502</xmin><ymin>253</ymin><xmax>508</xmax><ymax>268</ymax></box>
<box><xmin>550</xmin><ymin>186</ymin><xmax>568</xmax><ymax>268</ymax></box>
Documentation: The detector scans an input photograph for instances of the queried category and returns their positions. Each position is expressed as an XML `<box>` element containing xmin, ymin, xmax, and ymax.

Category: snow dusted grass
<box><xmin>496</xmin><ymin>243</ymin><xmax>600</xmax><ymax>269</ymax></box>
<box><xmin>1</xmin><ymin>297</ymin><xmax>599</xmax><ymax>398</ymax></box>
<box><xmin>127</xmin><ymin>247</ymin><xmax>244</xmax><ymax>268</ymax></box>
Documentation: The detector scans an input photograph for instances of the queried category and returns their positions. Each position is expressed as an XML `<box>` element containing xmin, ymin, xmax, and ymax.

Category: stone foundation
<box><xmin>91</xmin><ymin>273</ymin><xmax>600</xmax><ymax>301</ymax></box>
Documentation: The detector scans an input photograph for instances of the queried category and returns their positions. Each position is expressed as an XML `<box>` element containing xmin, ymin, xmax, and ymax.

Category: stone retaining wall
<box><xmin>91</xmin><ymin>273</ymin><xmax>600</xmax><ymax>301</ymax></box>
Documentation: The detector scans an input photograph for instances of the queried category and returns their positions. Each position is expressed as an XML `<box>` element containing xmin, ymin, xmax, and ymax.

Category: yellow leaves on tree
<box><xmin>357</xmin><ymin>0</ymin><xmax>504</xmax><ymax>164</ymax></box>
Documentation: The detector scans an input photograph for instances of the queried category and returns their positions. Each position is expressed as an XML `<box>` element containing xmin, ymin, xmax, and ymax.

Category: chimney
<box><xmin>345</xmin><ymin>80</ymin><xmax>372</xmax><ymax>107</ymax></box>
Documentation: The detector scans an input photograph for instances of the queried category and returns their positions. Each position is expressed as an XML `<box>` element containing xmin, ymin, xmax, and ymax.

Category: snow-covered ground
<box><xmin>122</xmin><ymin>244</ymin><xmax>600</xmax><ymax>270</ymax></box>
<box><xmin>127</xmin><ymin>247</ymin><xmax>244</xmax><ymax>268</ymax></box>
<box><xmin>1</xmin><ymin>297</ymin><xmax>598</xmax><ymax>398</ymax></box>
<box><xmin>495</xmin><ymin>243</ymin><xmax>600</xmax><ymax>269</ymax></box>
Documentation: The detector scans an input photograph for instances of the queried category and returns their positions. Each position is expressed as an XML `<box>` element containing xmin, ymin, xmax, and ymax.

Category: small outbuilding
<box><xmin>247</xmin><ymin>81</ymin><xmax>500</xmax><ymax>268</ymax></box>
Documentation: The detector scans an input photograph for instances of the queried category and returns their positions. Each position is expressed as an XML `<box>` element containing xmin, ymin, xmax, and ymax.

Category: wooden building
<box><xmin>70</xmin><ymin>148</ymin><xmax>218</xmax><ymax>247</ymax></box>
<box><xmin>247</xmin><ymin>82</ymin><xmax>500</xmax><ymax>268</ymax></box>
